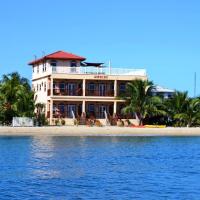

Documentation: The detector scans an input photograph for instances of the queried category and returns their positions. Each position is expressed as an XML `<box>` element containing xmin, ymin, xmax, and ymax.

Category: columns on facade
<box><xmin>114</xmin><ymin>79</ymin><xmax>117</xmax><ymax>97</ymax></box>
<box><xmin>82</xmin><ymin>79</ymin><xmax>86</xmax><ymax>118</ymax></box>
<box><xmin>49</xmin><ymin>99</ymin><xmax>53</xmax><ymax>125</ymax></box>
<box><xmin>82</xmin><ymin>100</ymin><xmax>85</xmax><ymax>113</ymax></box>
<box><xmin>50</xmin><ymin>77</ymin><xmax>53</xmax><ymax>96</ymax></box>
<box><xmin>82</xmin><ymin>100</ymin><xmax>86</xmax><ymax>118</ymax></box>
<box><xmin>83</xmin><ymin>79</ymin><xmax>86</xmax><ymax>96</ymax></box>
<box><xmin>113</xmin><ymin>101</ymin><xmax>117</xmax><ymax>116</ymax></box>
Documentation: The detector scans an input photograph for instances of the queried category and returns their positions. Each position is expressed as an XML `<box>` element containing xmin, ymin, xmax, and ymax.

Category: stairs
<box><xmin>79</xmin><ymin>116</ymin><xmax>86</xmax><ymax>125</ymax></box>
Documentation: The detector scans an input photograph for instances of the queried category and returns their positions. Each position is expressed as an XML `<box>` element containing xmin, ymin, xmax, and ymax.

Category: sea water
<box><xmin>0</xmin><ymin>136</ymin><xmax>200</xmax><ymax>200</ymax></box>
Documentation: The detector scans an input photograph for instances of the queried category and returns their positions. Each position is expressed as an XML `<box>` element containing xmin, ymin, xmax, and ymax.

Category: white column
<box><xmin>114</xmin><ymin>80</ymin><xmax>117</xmax><ymax>97</ymax></box>
<box><xmin>113</xmin><ymin>101</ymin><xmax>117</xmax><ymax>116</ymax></box>
<box><xmin>51</xmin><ymin>77</ymin><xmax>53</xmax><ymax>96</ymax></box>
<box><xmin>83</xmin><ymin>79</ymin><xmax>86</xmax><ymax>96</ymax></box>
<box><xmin>49</xmin><ymin>99</ymin><xmax>53</xmax><ymax>125</ymax></box>
<box><xmin>82</xmin><ymin>100</ymin><xmax>86</xmax><ymax>118</ymax></box>
<box><xmin>82</xmin><ymin>100</ymin><xmax>85</xmax><ymax>113</ymax></box>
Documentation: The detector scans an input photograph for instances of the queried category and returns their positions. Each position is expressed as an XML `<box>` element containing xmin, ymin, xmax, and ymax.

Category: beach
<box><xmin>0</xmin><ymin>126</ymin><xmax>200</xmax><ymax>136</ymax></box>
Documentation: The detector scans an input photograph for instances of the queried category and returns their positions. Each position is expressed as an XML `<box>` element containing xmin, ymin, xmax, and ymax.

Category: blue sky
<box><xmin>0</xmin><ymin>0</ymin><xmax>200</xmax><ymax>96</ymax></box>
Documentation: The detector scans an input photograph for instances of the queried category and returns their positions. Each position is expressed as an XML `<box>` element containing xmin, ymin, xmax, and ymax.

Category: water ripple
<box><xmin>0</xmin><ymin>136</ymin><xmax>200</xmax><ymax>199</ymax></box>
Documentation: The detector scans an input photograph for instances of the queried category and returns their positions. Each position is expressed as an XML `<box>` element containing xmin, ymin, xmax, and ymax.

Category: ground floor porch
<box><xmin>49</xmin><ymin>101</ymin><xmax>135</xmax><ymax>118</ymax></box>
<box><xmin>46</xmin><ymin>100</ymin><xmax>137</xmax><ymax>125</ymax></box>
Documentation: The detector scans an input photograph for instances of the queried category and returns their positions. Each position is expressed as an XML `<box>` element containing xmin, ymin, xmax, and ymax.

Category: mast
<box><xmin>194</xmin><ymin>72</ymin><xmax>197</xmax><ymax>97</ymax></box>
<box><xmin>108</xmin><ymin>60</ymin><xmax>111</xmax><ymax>75</ymax></box>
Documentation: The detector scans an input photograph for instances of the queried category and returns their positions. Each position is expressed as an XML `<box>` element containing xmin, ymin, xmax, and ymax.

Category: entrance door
<box><xmin>99</xmin><ymin>105</ymin><xmax>107</xmax><ymax>118</ymax></box>
<box><xmin>88</xmin><ymin>104</ymin><xmax>95</xmax><ymax>117</ymax></box>
<box><xmin>67</xmin><ymin>104</ymin><xmax>76</xmax><ymax>118</ymax></box>
<box><xmin>99</xmin><ymin>84</ymin><xmax>106</xmax><ymax>96</ymax></box>
<box><xmin>68</xmin><ymin>83</ymin><xmax>76</xmax><ymax>95</ymax></box>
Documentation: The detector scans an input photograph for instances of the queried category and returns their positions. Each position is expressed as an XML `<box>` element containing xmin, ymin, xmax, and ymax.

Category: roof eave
<box><xmin>28</xmin><ymin>57</ymin><xmax>86</xmax><ymax>65</ymax></box>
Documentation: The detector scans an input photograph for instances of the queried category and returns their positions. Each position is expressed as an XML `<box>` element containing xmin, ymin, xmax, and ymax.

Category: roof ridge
<box><xmin>28</xmin><ymin>50</ymin><xmax>86</xmax><ymax>65</ymax></box>
<box><xmin>45</xmin><ymin>50</ymin><xmax>63</xmax><ymax>57</ymax></box>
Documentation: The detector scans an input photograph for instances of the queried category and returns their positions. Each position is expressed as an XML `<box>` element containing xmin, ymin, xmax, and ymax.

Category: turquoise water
<box><xmin>0</xmin><ymin>136</ymin><xmax>200</xmax><ymax>199</ymax></box>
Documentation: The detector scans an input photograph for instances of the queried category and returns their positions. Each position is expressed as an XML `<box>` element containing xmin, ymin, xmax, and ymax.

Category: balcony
<box><xmin>86</xmin><ymin>89</ymin><xmax>114</xmax><ymax>97</ymax></box>
<box><xmin>53</xmin><ymin>88</ymin><xmax>82</xmax><ymax>96</ymax></box>
<box><xmin>51</xmin><ymin>66</ymin><xmax>146</xmax><ymax>76</ymax></box>
<box><xmin>51</xmin><ymin>88</ymin><xmax>114</xmax><ymax>97</ymax></box>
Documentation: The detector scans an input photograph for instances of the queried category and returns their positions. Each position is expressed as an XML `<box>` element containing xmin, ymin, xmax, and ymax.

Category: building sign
<box><xmin>94</xmin><ymin>75</ymin><xmax>108</xmax><ymax>79</ymax></box>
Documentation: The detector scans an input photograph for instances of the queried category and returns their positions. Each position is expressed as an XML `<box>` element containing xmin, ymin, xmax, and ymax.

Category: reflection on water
<box><xmin>30</xmin><ymin>136</ymin><xmax>58</xmax><ymax>179</ymax></box>
<box><xmin>31</xmin><ymin>136</ymin><xmax>55</xmax><ymax>159</ymax></box>
<box><xmin>1</xmin><ymin>136</ymin><xmax>200</xmax><ymax>199</ymax></box>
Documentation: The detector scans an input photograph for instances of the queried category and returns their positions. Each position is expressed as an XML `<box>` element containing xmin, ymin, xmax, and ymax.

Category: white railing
<box><xmin>51</xmin><ymin>66</ymin><xmax>146</xmax><ymax>76</ymax></box>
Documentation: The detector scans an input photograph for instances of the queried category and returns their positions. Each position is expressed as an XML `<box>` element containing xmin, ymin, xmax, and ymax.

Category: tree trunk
<box><xmin>135</xmin><ymin>112</ymin><xmax>144</xmax><ymax>126</ymax></box>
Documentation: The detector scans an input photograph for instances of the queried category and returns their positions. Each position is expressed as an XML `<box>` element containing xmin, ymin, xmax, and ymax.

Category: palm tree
<box><xmin>174</xmin><ymin>98</ymin><xmax>200</xmax><ymax>127</ymax></box>
<box><xmin>35</xmin><ymin>103</ymin><xmax>46</xmax><ymax>126</ymax></box>
<box><xmin>119</xmin><ymin>79</ymin><xmax>166</xmax><ymax>125</ymax></box>
<box><xmin>0</xmin><ymin>72</ymin><xmax>35</xmax><ymax>124</ymax></box>
<box><xmin>15</xmin><ymin>86</ymin><xmax>35</xmax><ymax>117</ymax></box>
<box><xmin>165</xmin><ymin>91</ymin><xmax>189</xmax><ymax>126</ymax></box>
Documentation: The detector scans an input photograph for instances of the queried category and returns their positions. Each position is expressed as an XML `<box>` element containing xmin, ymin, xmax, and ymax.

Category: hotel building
<box><xmin>29</xmin><ymin>51</ymin><xmax>147</xmax><ymax>125</ymax></box>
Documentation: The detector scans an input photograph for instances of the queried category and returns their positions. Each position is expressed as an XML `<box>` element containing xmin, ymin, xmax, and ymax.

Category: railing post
<box><xmin>82</xmin><ymin>100</ymin><xmax>85</xmax><ymax>113</ymax></box>
<box><xmin>49</xmin><ymin>99</ymin><xmax>53</xmax><ymax>125</ymax></box>
<box><xmin>114</xmin><ymin>80</ymin><xmax>117</xmax><ymax>97</ymax></box>
<box><xmin>113</xmin><ymin>101</ymin><xmax>117</xmax><ymax>116</ymax></box>
<box><xmin>83</xmin><ymin>79</ymin><xmax>86</xmax><ymax>96</ymax></box>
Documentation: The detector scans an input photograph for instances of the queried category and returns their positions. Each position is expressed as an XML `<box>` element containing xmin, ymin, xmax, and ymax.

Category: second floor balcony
<box><xmin>50</xmin><ymin>81</ymin><xmax>116</xmax><ymax>97</ymax></box>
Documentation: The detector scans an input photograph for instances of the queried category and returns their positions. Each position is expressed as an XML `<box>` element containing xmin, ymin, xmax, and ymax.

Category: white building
<box><xmin>151</xmin><ymin>85</ymin><xmax>175</xmax><ymax>99</ymax></box>
<box><xmin>29</xmin><ymin>50</ymin><xmax>147</xmax><ymax>125</ymax></box>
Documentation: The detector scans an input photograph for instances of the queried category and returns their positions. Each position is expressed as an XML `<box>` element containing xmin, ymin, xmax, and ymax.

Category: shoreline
<box><xmin>0</xmin><ymin>126</ymin><xmax>200</xmax><ymax>136</ymax></box>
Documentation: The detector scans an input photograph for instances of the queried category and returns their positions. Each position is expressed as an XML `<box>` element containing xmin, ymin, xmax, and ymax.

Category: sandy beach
<box><xmin>0</xmin><ymin>126</ymin><xmax>200</xmax><ymax>136</ymax></box>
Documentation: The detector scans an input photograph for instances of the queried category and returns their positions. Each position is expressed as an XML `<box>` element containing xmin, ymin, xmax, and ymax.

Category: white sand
<box><xmin>0</xmin><ymin>126</ymin><xmax>200</xmax><ymax>136</ymax></box>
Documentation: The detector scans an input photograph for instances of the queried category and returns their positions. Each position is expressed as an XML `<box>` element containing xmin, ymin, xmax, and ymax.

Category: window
<box><xmin>119</xmin><ymin>83</ymin><xmax>126</xmax><ymax>92</ymax></box>
<box><xmin>88</xmin><ymin>104</ymin><xmax>95</xmax><ymax>112</ymax></box>
<box><xmin>37</xmin><ymin>65</ymin><xmax>39</xmax><ymax>73</ymax></box>
<box><xmin>50</xmin><ymin>60</ymin><xmax>57</xmax><ymax>67</ymax></box>
<box><xmin>42</xmin><ymin>62</ymin><xmax>46</xmax><ymax>72</ymax></box>
<box><xmin>42</xmin><ymin>62</ymin><xmax>47</xmax><ymax>72</ymax></box>
<box><xmin>70</xmin><ymin>60</ymin><xmax>77</xmax><ymax>67</ymax></box>
<box><xmin>53</xmin><ymin>105</ymin><xmax>57</xmax><ymax>114</ymax></box>
<box><xmin>33</xmin><ymin>67</ymin><xmax>34</xmax><ymax>73</ymax></box>
<box><xmin>66</xmin><ymin>104</ymin><xmax>76</xmax><ymax>118</ymax></box>
<box><xmin>44</xmin><ymin>82</ymin><xmax>46</xmax><ymax>92</ymax></box>
<box><xmin>58</xmin><ymin>104</ymin><xmax>65</xmax><ymax>114</ymax></box>
<box><xmin>32</xmin><ymin>84</ymin><xmax>35</xmax><ymax>92</ymax></box>
<box><xmin>88</xmin><ymin>83</ymin><xmax>95</xmax><ymax>90</ymax></box>
<box><xmin>59</xmin><ymin>83</ymin><xmax>65</xmax><ymax>92</ymax></box>
<box><xmin>39</xmin><ymin>84</ymin><xmax>42</xmax><ymax>91</ymax></box>
<box><xmin>111</xmin><ymin>84</ymin><xmax>114</xmax><ymax>91</ymax></box>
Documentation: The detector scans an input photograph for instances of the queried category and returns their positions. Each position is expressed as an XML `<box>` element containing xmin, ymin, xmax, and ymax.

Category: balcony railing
<box><xmin>86</xmin><ymin>89</ymin><xmax>114</xmax><ymax>97</ymax></box>
<box><xmin>53</xmin><ymin>88</ymin><xmax>82</xmax><ymax>96</ymax></box>
<box><xmin>52</xmin><ymin>89</ymin><xmax>114</xmax><ymax>97</ymax></box>
<box><xmin>51</xmin><ymin>66</ymin><xmax>146</xmax><ymax>76</ymax></box>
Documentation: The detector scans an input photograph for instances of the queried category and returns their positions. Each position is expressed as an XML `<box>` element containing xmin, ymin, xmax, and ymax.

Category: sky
<box><xmin>0</xmin><ymin>0</ymin><xmax>200</xmax><ymax>96</ymax></box>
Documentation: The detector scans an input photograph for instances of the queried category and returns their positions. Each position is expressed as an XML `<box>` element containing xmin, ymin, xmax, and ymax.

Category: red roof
<box><xmin>28</xmin><ymin>50</ymin><xmax>86</xmax><ymax>65</ymax></box>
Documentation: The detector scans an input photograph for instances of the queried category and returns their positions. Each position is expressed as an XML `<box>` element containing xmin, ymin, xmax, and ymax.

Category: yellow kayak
<box><xmin>144</xmin><ymin>125</ymin><xmax>166</xmax><ymax>128</ymax></box>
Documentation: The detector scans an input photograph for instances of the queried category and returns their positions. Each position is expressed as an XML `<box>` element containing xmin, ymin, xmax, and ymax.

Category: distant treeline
<box><xmin>119</xmin><ymin>79</ymin><xmax>200</xmax><ymax>127</ymax></box>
